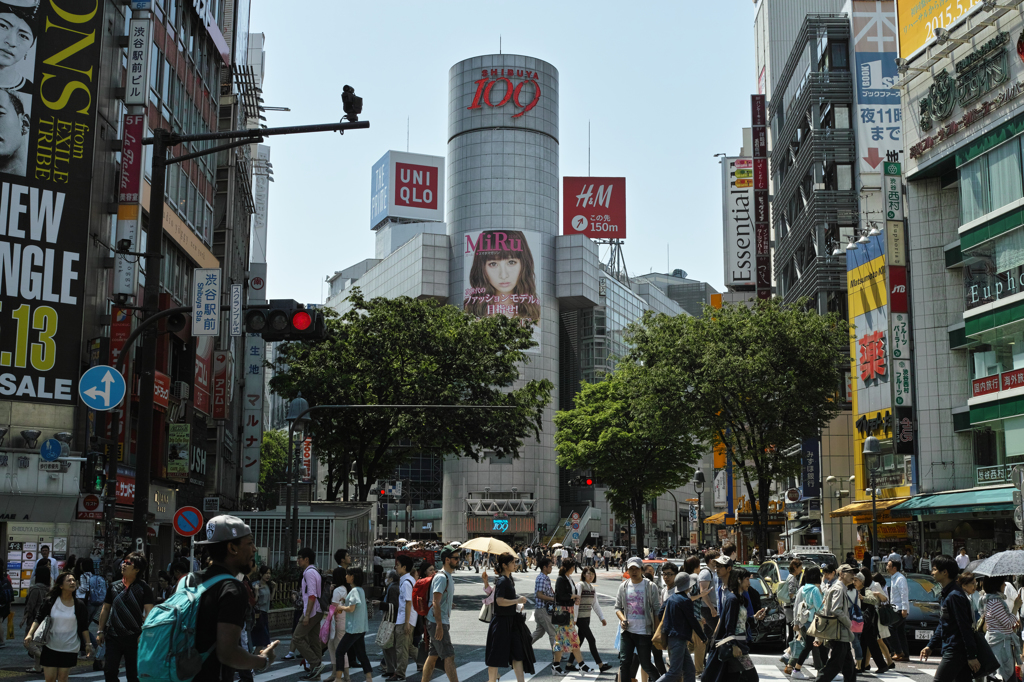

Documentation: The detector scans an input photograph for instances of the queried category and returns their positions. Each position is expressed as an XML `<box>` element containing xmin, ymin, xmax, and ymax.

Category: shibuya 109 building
<box><xmin>327</xmin><ymin>54</ymin><xmax>687</xmax><ymax>544</ymax></box>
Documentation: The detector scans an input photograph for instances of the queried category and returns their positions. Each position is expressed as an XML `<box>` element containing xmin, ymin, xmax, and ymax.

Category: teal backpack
<box><xmin>138</xmin><ymin>573</ymin><xmax>236</xmax><ymax>682</ymax></box>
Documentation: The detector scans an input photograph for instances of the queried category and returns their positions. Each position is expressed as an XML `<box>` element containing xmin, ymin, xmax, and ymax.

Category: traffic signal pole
<box><xmin>130</xmin><ymin>120</ymin><xmax>370</xmax><ymax>564</ymax></box>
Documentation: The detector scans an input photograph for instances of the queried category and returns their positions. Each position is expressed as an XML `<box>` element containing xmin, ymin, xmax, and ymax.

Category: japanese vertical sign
<box><xmin>114</xmin><ymin>113</ymin><xmax>145</xmax><ymax>296</ymax></box>
<box><xmin>0</xmin><ymin>1</ymin><xmax>103</xmax><ymax>404</ymax></box>
<box><xmin>241</xmin><ymin>333</ymin><xmax>264</xmax><ymax>487</ymax></box>
<box><xmin>193</xmin><ymin>336</ymin><xmax>213</xmax><ymax>415</ymax></box>
<box><xmin>301</xmin><ymin>437</ymin><xmax>312</xmax><ymax>483</ymax></box>
<box><xmin>229</xmin><ymin>284</ymin><xmax>242</xmax><ymax>336</ymax></box>
<box><xmin>166</xmin><ymin>424</ymin><xmax>189</xmax><ymax>482</ymax></box>
<box><xmin>752</xmin><ymin>95</ymin><xmax>770</xmax><ymax>300</ymax></box>
<box><xmin>125</xmin><ymin>18</ymin><xmax>150</xmax><ymax>106</ymax></box>
<box><xmin>192</xmin><ymin>268</ymin><xmax>221</xmax><ymax>335</ymax></box>
<box><xmin>850</xmin><ymin>0</ymin><xmax>901</xmax><ymax>176</ymax></box>
<box><xmin>212</xmin><ymin>350</ymin><xmax>232</xmax><ymax>420</ymax></box>
<box><xmin>801</xmin><ymin>439</ymin><xmax>821</xmax><ymax>499</ymax></box>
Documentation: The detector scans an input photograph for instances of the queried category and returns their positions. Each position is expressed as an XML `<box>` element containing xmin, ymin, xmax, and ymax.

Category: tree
<box><xmin>269</xmin><ymin>289</ymin><xmax>554</xmax><ymax>501</ymax></box>
<box><xmin>241</xmin><ymin>430</ymin><xmax>289</xmax><ymax>511</ymax></box>
<box><xmin>554</xmin><ymin>363</ymin><xmax>701</xmax><ymax>557</ymax></box>
<box><xmin>627</xmin><ymin>297</ymin><xmax>849</xmax><ymax>553</ymax></box>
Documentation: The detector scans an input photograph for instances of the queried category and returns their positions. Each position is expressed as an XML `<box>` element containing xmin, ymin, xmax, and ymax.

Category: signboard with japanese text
<box><xmin>153</xmin><ymin>371</ymin><xmax>169</xmax><ymax>411</ymax></box>
<box><xmin>884</xmin><ymin>163</ymin><xmax>903</xmax><ymax>220</ymax></box>
<box><xmin>230</xmin><ymin>284</ymin><xmax>242</xmax><ymax>337</ymax></box>
<box><xmin>462</xmin><ymin>229</ymin><xmax>542</xmax><ymax>351</ymax></box>
<box><xmin>301</xmin><ymin>437</ymin><xmax>312</xmax><ymax>482</ymax></box>
<box><xmin>110</xmin><ymin>308</ymin><xmax>133</xmax><ymax>370</ymax></box>
<box><xmin>192</xmin><ymin>268</ymin><xmax>221</xmax><ymax>336</ymax></box>
<box><xmin>895</xmin><ymin>405</ymin><xmax>915</xmax><ymax>455</ymax></box>
<box><xmin>125</xmin><ymin>18</ymin><xmax>151</xmax><ymax>105</ymax></box>
<box><xmin>212</xmin><ymin>350</ymin><xmax>232</xmax><ymax>420</ymax></box>
<box><xmin>114</xmin><ymin>113</ymin><xmax>145</xmax><ymax>297</ymax></box>
<box><xmin>241</xmin><ymin>333</ymin><xmax>264</xmax><ymax>486</ymax></box>
<box><xmin>189</xmin><ymin>412</ymin><xmax>207</xmax><ymax>487</ymax></box>
<box><xmin>722</xmin><ymin>157</ymin><xmax>754</xmax><ymax>289</ymax></box>
<box><xmin>193</xmin><ymin>336</ymin><xmax>213</xmax><ymax>415</ymax></box>
<box><xmin>894</xmin><ymin>358</ymin><xmax>913</xmax><ymax>406</ymax></box>
<box><xmin>369</xmin><ymin>151</ymin><xmax>445</xmax><ymax>229</ymax></box>
<box><xmin>896</xmin><ymin>0</ymin><xmax>983</xmax><ymax>60</ymax></box>
<box><xmin>849</xmin><ymin>0</ymin><xmax>901</xmax><ymax>177</ymax></box>
<box><xmin>251</xmin><ymin>145</ymin><xmax>270</xmax><ymax>266</ymax></box>
<box><xmin>801</xmin><ymin>439</ymin><xmax>821</xmax><ymax>499</ymax></box>
<box><xmin>116</xmin><ymin>465</ymin><xmax>136</xmax><ymax>505</ymax></box>
<box><xmin>167</xmin><ymin>424</ymin><xmax>189</xmax><ymax>481</ymax></box>
<box><xmin>891</xmin><ymin>312</ymin><xmax>909</xmax><ymax>359</ymax></box>
<box><xmin>886</xmin><ymin>222</ymin><xmax>907</xmax><ymax>267</ymax></box>
<box><xmin>0</xmin><ymin>1</ymin><xmax>104</xmax><ymax>404</ymax></box>
<box><xmin>563</xmin><ymin>177</ymin><xmax>626</xmax><ymax>239</ymax></box>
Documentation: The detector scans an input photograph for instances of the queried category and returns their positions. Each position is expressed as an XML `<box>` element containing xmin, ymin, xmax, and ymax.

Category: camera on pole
<box><xmin>342</xmin><ymin>85</ymin><xmax>363</xmax><ymax>123</ymax></box>
<box><xmin>244</xmin><ymin>299</ymin><xmax>326</xmax><ymax>342</ymax></box>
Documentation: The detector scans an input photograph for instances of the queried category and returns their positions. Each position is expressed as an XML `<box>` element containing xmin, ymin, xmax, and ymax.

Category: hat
<box><xmin>625</xmin><ymin>557</ymin><xmax>643</xmax><ymax>570</ymax></box>
<box><xmin>838</xmin><ymin>563</ymin><xmax>857</xmax><ymax>574</ymax></box>
<box><xmin>711</xmin><ymin>555</ymin><xmax>735</xmax><ymax>567</ymax></box>
<box><xmin>674</xmin><ymin>572</ymin><xmax>693</xmax><ymax>594</ymax></box>
<box><xmin>195</xmin><ymin>514</ymin><xmax>252</xmax><ymax>545</ymax></box>
<box><xmin>439</xmin><ymin>544</ymin><xmax>461</xmax><ymax>561</ymax></box>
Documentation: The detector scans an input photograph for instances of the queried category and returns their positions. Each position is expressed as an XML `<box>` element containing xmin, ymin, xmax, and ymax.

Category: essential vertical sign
<box><xmin>722</xmin><ymin>158</ymin><xmax>754</xmax><ymax>289</ymax></box>
<box><xmin>0</xmin><ymin>1</ymin><xmax>103</xmax><ymax>404</ymax></box>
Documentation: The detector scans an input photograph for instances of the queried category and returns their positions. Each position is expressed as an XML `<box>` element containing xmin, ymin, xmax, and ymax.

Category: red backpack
<box><xmin>412</xmin><ymin>577</ymin><xmax>434</xmax><ymax>616</ymax></box>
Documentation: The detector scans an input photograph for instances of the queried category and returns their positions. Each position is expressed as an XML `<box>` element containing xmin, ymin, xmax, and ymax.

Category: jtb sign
<box><xmin>563</xmin><ymin>177</ymin><xmax>627</xmax><ymax>239</ymax></box>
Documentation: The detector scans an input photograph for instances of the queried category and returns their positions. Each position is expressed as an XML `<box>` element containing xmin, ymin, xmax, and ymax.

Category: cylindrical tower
<box><xmin>444</xmin><ymin>54</ymin><xmax>560</xmax><ymax>541</ymax></box>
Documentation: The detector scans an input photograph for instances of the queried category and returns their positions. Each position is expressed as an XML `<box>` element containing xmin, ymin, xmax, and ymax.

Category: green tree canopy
<box><xmin>554</xmin><ymin>362</ymin><xmax>701</xmax><ymax>556</ymax></box>
<box><xmin>269</xmin><ymin>288</ymin><xmax>553</xmax><ymax>501</ymax></box>
<box><xmin>627</xmin><ymin>297</ymin><xmax>849</xmax><ymax>552</ymax></box>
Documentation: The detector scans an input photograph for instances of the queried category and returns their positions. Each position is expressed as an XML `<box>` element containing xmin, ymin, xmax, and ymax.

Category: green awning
<box><xmin>893</xmin><ymin>486</ymin><xmax>1014</xmax><ymax>515</ymax></box>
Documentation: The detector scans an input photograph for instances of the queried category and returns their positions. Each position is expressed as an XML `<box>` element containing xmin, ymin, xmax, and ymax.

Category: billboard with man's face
<box><xmin>462</xmin><ymin>229</ymin><xmax>542</xmax><ymax>352</ymax></box>
<box><xmin>0</xmin><ymin>0</ymin><xmax>102</xmax><ymax>404</ymax></box>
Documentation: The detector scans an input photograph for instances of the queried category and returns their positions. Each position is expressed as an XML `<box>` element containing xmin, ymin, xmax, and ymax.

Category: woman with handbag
<box><xmin>870</xmin><ymin>573</ymin><xmax>895</xmax><ymax>667</ymax></box>
<box><xmin>25</xmin><ymin>572</ymin><xmax>92</xmax><ymax>682</ymax></box>
<box><xmin>380</xmin><ymin>570</ymin><xmax>400</xmax><ymax>678</ymax></box>
<box><xmin>705</xmin><ymin>568</ymin><xmax>759</xmax><ymax>682</ymax></box>
<box><xmin>784</xmin><ymin>567</ymin><xmax>824</xmax><ymax>678</ymax></box>
<box><xmin>485</xmin><ymin>553</ymin><xmax>531</xmax><ymax>682</ymax></box>
<box><xmin>552</xmin><ymin>558</ymin><xmax>590</xmax><ymax>674</ymax></box>
<box><xmin>327</xmin><ymin>568</ymin><xmax>351</xmax><ymax>682</ymax></box>
<box><xmin>22</xmin><ymin>563</ymin><xmax>51</xmax><ymax>674</ymax></box>
<box><xmin>981</xmin><ymin>576</ymin><xmax>1021</xmax><ymax>682</ymax></box>
<box><xmin>856</xmin><ymin>571</ymin><xmax>892</xmax><ymax>674</ymax></box>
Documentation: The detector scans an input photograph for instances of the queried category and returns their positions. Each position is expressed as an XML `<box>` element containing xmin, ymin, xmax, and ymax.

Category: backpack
<box><xmin>319</xmin><ymin>570</ymin><xmax>333</xmax><ymax>613</ymax></box>
<box><xmin>412</xmin><ymin>577</ymin><xmax>434</xmax><ymax>616</ymax></box>
<box><xmin>88</xmin><ymin>574</ymin><xmax>107</xmax><ymax>606</ymax></box>
<box><xmin>0</xmin><ymin>576</ymin><xmax>13</xmax><ymax>608</ymax></box>
<box><xmin>137</xmin><ymin>573</ymin><xmax>235</xmax><ymax>682</ymax></box>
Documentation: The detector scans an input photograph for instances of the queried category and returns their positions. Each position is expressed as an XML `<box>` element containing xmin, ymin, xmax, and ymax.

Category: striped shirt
<box><xmin>573</xmin><ymin>581</ymin><xmax>605</xmax><ymax>620</ymax></box>
<box><xmin>104</xmin><ymin>579</ymin><xmax>154</xmax><ymax>639</ymax></box>
<box><xmin>984</xmin><ymin>594</ymin><xmax>1017</xmax><ymax>634</ymax></box>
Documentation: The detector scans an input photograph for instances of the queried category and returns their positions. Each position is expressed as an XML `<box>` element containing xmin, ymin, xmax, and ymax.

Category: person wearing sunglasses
<box><xmin>96</xmin><ymin>553</ymin><xmax>154</xmax><ymax>682</ymax></box>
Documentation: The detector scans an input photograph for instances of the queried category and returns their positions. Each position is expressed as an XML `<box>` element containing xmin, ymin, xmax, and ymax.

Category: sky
<box><xmin>248</xmin><ymin>1</ymin><xmax>756</xmax><ymax>305</ymax></box>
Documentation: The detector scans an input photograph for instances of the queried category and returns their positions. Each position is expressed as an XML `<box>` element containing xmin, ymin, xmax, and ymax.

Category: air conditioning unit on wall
<box><xmin>171</xmin><ymin>381</ymin><xmax>189</xmax><ymax>400</ymax></box>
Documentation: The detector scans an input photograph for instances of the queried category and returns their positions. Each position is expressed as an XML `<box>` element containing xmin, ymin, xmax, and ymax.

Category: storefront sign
<box><xmin>722</xmin><ymin>158</ymin><xmax>754</xmax><ymax>288</ymax></box>
<box><xmin>301</xmin><ymin>437</ymin><xmax>312</xmax><ymax>482</ymax></box>
<box><xmin>875</xmin><ymin>471</ymin><xmax>906</xmax><ymax>488</ymax></box>
<box><xmin>110</xmin><ymin>307</ymin><xmax>133</xmax><ymax>369</ymax></box>
<box><xmin>154</xmin><ymin>371</ymin><xmax>170</xmax><ymax>411</ymax></box>
<box><xmin>802</xmin><ymin>439</ymin><xmax>821</xmax><ymax>499</ymax></box>
<box><xmin>563</xmin><ymin>177</ymin><xmax>627</xmax><ymax>239</ymax></box>
<box><xmin>878</xmin><ymin>522</ymin><xmax>908</xmax><ymax>538</ymax></box>
<box><xmin>887</xmin><ymin>222</ymin><xmax>907</xmax><ymax>267</ymax></box>
<box><xmin>0</xmin><ymin>2</ymin><xmax>104</xmax><ymax>404</ymax></box>
<box><xmin>859</xmin><ymin>330</ymin><xmax>887</xmax><ymax>383</ymax></box>
<box><xmin>125</xmin><ymin>19</ymin><xmax>150</xmax><ymax>105</ymax></box>
<box><xmin>884</xmin><ymin>163</ymin><xmax>904</xmax><ymax>221</ymax></box>
<box><xmin>212</xmin><ymin>350</ymin><xmax>231</xmax><ymax>420</ymax></box>
<box><xmin>167</xmin><ymin>424</ymin><xmax>189</xmax><ymax>481</ymax></box>
<box><xmin>467</xmin><ymin>69</ymin><xmax>541</xmax><ymax>119</ymax></box>
<box><xmin>918</xmin><ymin>33</ymin><xmax>1009</xmax><ymax>132</ymax></box>
<box><xmin>890</xmin><ymin>267</ymin><xmax>909</xmax><ymax>314</ymax></box>
<box><xmin>76</xmin><ymin>494</ymin><xmax>103</xmax><ymax>520</ymax></box>
<box><xmin>974</xmin><ymin>374</ymin><xmax>1001</xmax><ymax>397</ymax></box>
<box><xmin>977</xmin><ymin>463</ymin><xmax>1012</xmax><ymax>486</ymax></box>
<box><xmin>856</xmin><ymin>410</ymin><xmax>893</xmax><ymax>437</ymax></box>
<box><xmin>895</xmin><ymin>406</ymin><xmax>915</xmax><ymax>455</ymax></box>
<box><xmin>894</xmin><ymin>359</ymin><xmax>913</xmax><ymax>405</ymax></box>
<box><xmin>853</xmin><ymin>4</ymin><xmax>901</xmax><ymax>173</ymax></box>
<box><xmin>116</xmin><ymin>465</ymin><xmax>135</xmax><ymax>505</ymax></box>
<box><xmin>241</xmin><ymin>334</ymin><xmax>264</xmax><ymax>485</ymax></box>
<box><xmin>891</xmin><ymin>313</ymin><xmax>909</xmax><ymax>359</ymax></box>
<box><xmin>193</xmin><ymin>336</ymin><xmax>213</xmax><ymax>415</ymax></box>
<box><xmin>368</xmin><ymin>151</ymin><xmax>445</xmax><ymax>229</ymax></box>
<box><xmin>466</xmin><ymin>515</ymin><xmax>535</xmax><ymax>534</ymax></box>
<box><xmin>911</xmin><ymin>77</ymin><xmax>1023</xmax><ymax>159</ymax></box>
<box><xmin>189</xmin><ymin>412</ymin><xmax>207</xmax><ymax>487</ymax></box>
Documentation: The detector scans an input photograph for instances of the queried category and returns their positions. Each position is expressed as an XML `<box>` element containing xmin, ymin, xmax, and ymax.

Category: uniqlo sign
<box><xmin>394</xmin><ymin>163</ymin><xmax>438</xmax><ymax>210</ymax></box>
<box><xmin>562</xmin><ymin>177</ymin><xmax>627</xmax><ymax>239</ymax></box>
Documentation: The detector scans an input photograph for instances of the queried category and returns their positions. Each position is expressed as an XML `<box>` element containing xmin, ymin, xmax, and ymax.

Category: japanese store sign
<box><xmin>230</xmin><ymin>284</ymin><xmax>242</xmax><ymax>337</ymax></box>
<box><xmin>893</xmin><ymin>358</ymin><xmax>913</xmax><ymax>406</ymax></box>
<box><xmin>193</xmin><ymin>336</ymin><xmax>213</xmax><ymax>415</ymax></box>
<box><xmin>0</xmin><ymin>1</ymin><xmax>103</xmax><ymax>404</ymax></box>
<box><xmin>114</xmin><ymin>113</ymin><xmax>146</xmax><ymax>297</ymax></box>
<box><xmin>563</xmin><ymin>177</ymin><xmax>626</xmax><ymax>239</ymax></box>
<box><xmin>125</xmin><ymin>18</ymin><xmax>151</xmax><ymax>106</ymax></box>
<box><xmin>212</xmin><ymin>350</ymin><xmax>232</xmax><ymax>421</ymax></box>
<box><xmin>462</xmin><ymin>229</ymin><xmax>543</xmax><ymax>352</ymax></box>
<box><xmin>192</xmin><ymin>268</ymin><xmax>221</xmax><ymax>336</ymax></box>
<box><xmin>167</xmin><ymin>424</ymin><xmax>189</xmax><ymax>482</ymax></box>
<box><xmin>301</xmin><ymin>437</ymin><xmax>312</xmax><ymax>482</ymax></box>
<box><xmin>890</xmin><ymin>312</ymin><xmax>909</xmax><ymax>359</ymax></box>
<box><xmin>851</xmin><ymin>0</ymin><xmax>901</xmax><ymax>174</ymax></box>
<box><xmin>722</xmin><ymin>157</ymin><xmax>754</xmax><ymax>289</ymax></box>
<box><xmin>801</xmin><ymin>439</ymin><xmax>821</xmax><ymax>499</ymax></box>
<box><xmin>369</xmin><ymin>151</ymin><xmax>444</xmax><ymax>228</ymax></box>
<box><xmin>241</xmin><ymin>333</ymin><xmax>264</xmax><ymax>486</ymax></box>
<box><xmin>884</xmin><ymin>163</ymin><xmax>903</xmax><ymax>220</ymax></box>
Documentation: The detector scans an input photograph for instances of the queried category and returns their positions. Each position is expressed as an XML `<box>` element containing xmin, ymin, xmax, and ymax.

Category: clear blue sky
<box><xmin>249</xmin><ymin>1</ymin><xmax>755</xmax><ymax>304</ymax></box>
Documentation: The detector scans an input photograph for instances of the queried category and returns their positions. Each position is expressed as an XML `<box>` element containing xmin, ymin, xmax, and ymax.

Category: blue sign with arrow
<box><xmin>78</xmin><ymin>365</ymin><xmax>126</xmax><ymax>412</ymax></box>
<box><xmin>40</xmin><ymin>439</ymin><xmax>62</xmax><ymax>462</ymax></box>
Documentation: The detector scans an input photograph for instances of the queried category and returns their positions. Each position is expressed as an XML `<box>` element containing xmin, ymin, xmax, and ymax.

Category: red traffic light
<box><xmin>379</xmin><ymin>489</ymin><xmax>386</xmax><ymax>496</ymax></box>
<box><xmin>292</xmin><ymin>310</ymin><xmax>312</xmax><ymax>331</ymax></box>
<box><xmin>586</xmin><ymin>478</ymin><xmax>593</xmax><ymax>486</ymax></box>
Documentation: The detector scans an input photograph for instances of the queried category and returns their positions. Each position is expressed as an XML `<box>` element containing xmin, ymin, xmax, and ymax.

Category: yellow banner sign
<box><xmin>897</xmin><ymin>0</ymin><xmax>983</xmax><ymax>60</ymax></box>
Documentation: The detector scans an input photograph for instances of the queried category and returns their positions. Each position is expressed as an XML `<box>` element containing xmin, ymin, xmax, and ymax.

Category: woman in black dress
<box><xmin>485</xmin><ymin>553</ymin><xmax>529</xmax><ymax>682</ymax></box>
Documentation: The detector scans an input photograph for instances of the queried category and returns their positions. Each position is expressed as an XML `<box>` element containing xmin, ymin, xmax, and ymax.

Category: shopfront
<box><xmin>892</xmin><ymin>486</ymin><xmax>1015</xmax><ymax>557</ymax></box>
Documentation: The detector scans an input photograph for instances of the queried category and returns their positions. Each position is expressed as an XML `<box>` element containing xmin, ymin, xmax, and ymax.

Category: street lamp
<box><xmin>286</xmin><ymin>392</ymin><xmax>310</xmax><ymax>559</ymax></box>
<box><xmin>693</xmin><ymin>470</ymin><xmax>706</xmax><ymax>547</ymax></box>
<box><xmin>864</xmin><ymin>436</ymin><xmax>882</xmax><ymax>562</ymax></box>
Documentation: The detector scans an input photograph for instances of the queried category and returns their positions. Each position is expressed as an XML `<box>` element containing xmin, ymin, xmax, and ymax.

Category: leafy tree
<box><xmin>243</xmin><ymin>430</ymin><xmax>289</xmax><ymax>511</ymax></box>
<box><xmin>627</xmin><ymin>297</ymin><xmax>849</xmax><ymax>553</ymax></box>
<box><xmin>554</xmin><ymin>363</ymin><xmax>701</xmax><ymax>556</ymax></box>
<box><xmin>269</xmin><ymin>289</ymin><xmax>553</xmax><ymax>501</ymax></box>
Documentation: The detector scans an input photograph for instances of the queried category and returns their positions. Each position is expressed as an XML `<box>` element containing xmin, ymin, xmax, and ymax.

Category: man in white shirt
<box><xmin>887</xmin><ymin>547</ymin><xmax>902</xmax><ymax>564</ymax></box>
<box><xmin>956</xmin><ymin>548</ymin><xmax>970</xmax><ymax>570</ymax></box>
<box><xmin>584</xmin><ymin>546</ymin><xmax>594</xmax><ymax>567</ymax></box>
<box><xmin>886</xmin><ymin>560</ymin><xmax>910</xmax><ymax>661</ymax></box>
<box><xmin>30</xmin><ymin>545</ymin><xmax>59</xmax><ymax>584</ymax></box>
<box><xmin>390</xmin><ymin>556</ymin><xmax>416</xmax><ymax>681</ymax></box>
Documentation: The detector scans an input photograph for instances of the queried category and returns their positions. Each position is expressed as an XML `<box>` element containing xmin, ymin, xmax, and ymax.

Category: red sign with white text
<box><xmin>562</xmin><ymin>177</ymin><xmax>627</xmax><ymax>239</ymax></box>
<box><xmin>301</xmin><ymin>437</ymin><xmax>312</xmax><ymax>483</ymax></box>
<box><xmin>154</xmin><ymin>371</ymin><xmax>170</xmax><ymax>412</ymax></box>
<box><xmin>116</xmin><ymin>466</ymin><xmax>135</xmax><ymax>505</ymax></box>
<box><xmin>110</xmin><ymin>307</ymin><xmax>132</xmax><ymax>369</ymax></box>
<box><xmin>212</xmin><ymin>351</ymin><xmax>232</xmax><ymax>420</ymax></box>
<box><xmin>974</xmin><ymin>375</ymin><xmax>1000</xmax><ymax>397</ymax></box>
<box><xmin>394</xmin><ymin>163</ymin><xmax>438</xmax><ymax>210</ymax></box>
<box><xmin>119</xmin><ymin>114</ymin><xmax>145</xmax><ymax>203</ymax></box>
<box><xmin>889</xmin><ymin>266</ymin><xmax>908</xmax><ymax>313</ymax></box>
<box><xmin>193</xmin><ymin>337</ymin><xmax>213</xmax><ymax>415</ymax></box>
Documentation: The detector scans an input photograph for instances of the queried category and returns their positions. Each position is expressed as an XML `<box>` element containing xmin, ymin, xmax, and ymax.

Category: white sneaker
<box><xmin>792</xmin><ymin>669</ymin><xmax>807</xmax><ymax>680</ymax></box>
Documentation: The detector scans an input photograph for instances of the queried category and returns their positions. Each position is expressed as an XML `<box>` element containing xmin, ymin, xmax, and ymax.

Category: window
<box><xmin>961</xmin><ymin>156</ymin><xmax>989</xmax><ymax>223</ymax></box>
<box><xmin>960</xmin><ymin>138</ymin><xmax>1024</xmax><ymax>224</ymax></box>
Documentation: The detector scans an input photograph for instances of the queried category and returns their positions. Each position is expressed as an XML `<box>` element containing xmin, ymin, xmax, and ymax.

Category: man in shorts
<box><xmin>420</xmin><ymin>545</ymin><xmax>460</xmax><ymax>682</ymax></box>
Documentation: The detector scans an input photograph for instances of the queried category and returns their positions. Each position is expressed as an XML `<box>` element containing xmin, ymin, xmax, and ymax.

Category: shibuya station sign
<box><xmin>468</xmin><ymin>68</ymin><xmax>542</xmax><ymax>119</ymax></box>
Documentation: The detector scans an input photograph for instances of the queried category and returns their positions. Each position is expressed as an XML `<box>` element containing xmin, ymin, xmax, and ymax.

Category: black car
<box><xmin>747</xmin><ymin>575</ymin><xmax>787</xmax><ymax>649</ymax></box>
<box><xmin>900</xmin><ymin>573</ymin><xmax>941</xmax><ymax>651</ymax></box>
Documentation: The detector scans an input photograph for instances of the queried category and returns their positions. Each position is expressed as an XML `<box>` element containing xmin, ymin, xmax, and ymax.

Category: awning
<box><xmin>704</xmin><ymin>511</ymin><xmax>736</xmax><ymax>525</ymax></box>
<box><xmin>0</xmin><ymin>494</ymin><xmax>78</xmax><ymax>523</ymax></box>
<box><xmin>830</xmin><ymin>497</ymin><xmax>910</xmax><ymax>518</ymax></box>
<box><xmin>892</xmin><ymin>486</ymin><xmax>1014</xmax><ymax>515</ymax></box>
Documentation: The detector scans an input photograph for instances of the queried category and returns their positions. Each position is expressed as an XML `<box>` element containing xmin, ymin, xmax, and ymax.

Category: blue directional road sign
<box><xmin>40</xmin><ymin>439</ymin><xmax>62</xmax><ymax>462</ymax></box>
<box><xmin>78</xmin><ymin>365</ymin><xmax>126</xmax><ymax>412</ymax></box>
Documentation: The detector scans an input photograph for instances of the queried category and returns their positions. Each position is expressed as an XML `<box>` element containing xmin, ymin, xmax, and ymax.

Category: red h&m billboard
<box><xmin>562</xmin><ymin>177</ymin><xmax>626</xmax><ymax>239</ymax></box>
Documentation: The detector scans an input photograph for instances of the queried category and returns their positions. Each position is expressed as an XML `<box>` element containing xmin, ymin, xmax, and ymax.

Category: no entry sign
<box><xmin>173</xmin><ymin>506</ymin><xmax>203</xmax><ymax>537</ymax></box>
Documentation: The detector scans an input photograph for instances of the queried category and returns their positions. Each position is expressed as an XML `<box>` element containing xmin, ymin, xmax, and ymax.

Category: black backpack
<box><xmin>0</xmin><ymin>577</ymin><xmax>12</xmax><ymax>608</ymax></box>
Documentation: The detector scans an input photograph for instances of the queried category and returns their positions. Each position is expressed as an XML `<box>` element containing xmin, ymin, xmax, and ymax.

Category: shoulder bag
<box><xmin>375</xmin><ymin>604</ymin><xmax>395</xmax><ymax>649</ymax></box>
<box><xmin>807</xmin><ymin>589</ymin><xmax>845</xmax><ymax>641</ymax></box>
<box><xmin>32</xmin><ymin>615</ymin><xmax>52</xmax><ymax>645</ymax></box>
<box><xmin>878</xmin><ymin>602</ymin><xmax>898</xmax><ymax>627</ymax></box>
<box><xmin>479</xmin><ymin>577</ymin><xmax>495</xmax><ymax>623</ymax></box>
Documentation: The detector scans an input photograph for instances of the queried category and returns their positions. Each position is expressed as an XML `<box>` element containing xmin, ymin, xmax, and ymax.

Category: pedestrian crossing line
<box><xmin>498</xmin><ymin>665</ymin><xmax>538</xmax><ymax>682</ymax></box>
<box><xmin>368</xmin><ymin>662</ymin><xmax>418</xmax><ymax>682</ymax></box>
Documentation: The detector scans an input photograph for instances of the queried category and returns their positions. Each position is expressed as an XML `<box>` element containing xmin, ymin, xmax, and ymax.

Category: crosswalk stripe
<box><xmin>498</xmin><ymin>666</ymin><xmax>538</xmax><ymax>682</ymax></box>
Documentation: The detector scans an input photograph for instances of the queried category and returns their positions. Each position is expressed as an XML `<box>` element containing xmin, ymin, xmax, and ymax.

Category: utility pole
<box><xmin>130</xmin><ymin>117</ymin><xmax>369</xmax><ymax>555</ymax></box>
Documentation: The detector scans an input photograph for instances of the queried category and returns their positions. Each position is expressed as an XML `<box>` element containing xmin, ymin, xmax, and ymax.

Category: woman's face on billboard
<box><xmin>485</xmin><ymin>257</ymin><xmax>521</xmax><ymax>293</ymax></box>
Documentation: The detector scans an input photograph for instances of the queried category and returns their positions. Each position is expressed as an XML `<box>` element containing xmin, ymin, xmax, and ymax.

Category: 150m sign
<box><xmin>0</xmin><ymin>1</ymin><xmax>103</xmax><ymax>403</ymax></box>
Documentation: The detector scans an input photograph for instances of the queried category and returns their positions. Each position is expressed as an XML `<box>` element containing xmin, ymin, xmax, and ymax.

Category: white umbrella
<box><xmin>395</xmin><ymin>538</ymin><xmax>408</xmax><ymax>544</ymax></box>
<box><xmin>460</xmin><ymin>536</ymin><xmax>516</xmax><ymax>555</ymax></box>
<box><xmin>552</xmin><ymin>543</ymin><xmax>563</xmax><ymax>549</ymax></box>
<box><xmin>449</xmin><ymin>541</ymin><xmax>462</xmax><ymax>547</ymax></box>
<box><xmin>973</xmin><ymin>550</ymin><xmax>1024</xmax><ymax>577</ymax></box>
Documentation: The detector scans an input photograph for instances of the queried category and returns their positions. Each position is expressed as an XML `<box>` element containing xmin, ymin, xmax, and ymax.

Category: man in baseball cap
<box><xmin>189</xmin><ymin>515</ymin><xmax>279</xmax><ymax>682</ymax></box>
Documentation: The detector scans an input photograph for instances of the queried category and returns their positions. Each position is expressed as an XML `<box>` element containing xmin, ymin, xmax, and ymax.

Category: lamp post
<box><xmin>693</xmin><ymin>470</ymin><xmax>706</xmax><ymax>548</ymax></box>
<box><xmin>286</xmin><ymin>393</ymin><xmax>309</xmax><ymax>559</ymax></box>
<box><xmin>664</xmin><ymin>489</ymin><xmax>680</xmax><ymax>550</ymax></box>
<box><xmin>864</xmin><ymin>436</ymin><xmax>881</xmax><ymax>561</ymax></box>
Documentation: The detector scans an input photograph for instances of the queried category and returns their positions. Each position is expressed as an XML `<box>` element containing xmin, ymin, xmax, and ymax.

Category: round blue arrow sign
<box><xmin>40</xmin><ymin>439</ymin><xmax>61</xmax><ymax>462</ymax></box>
<box><xmin>78</xmin><ymin>365</ymin><xmax>126</xmax><ymax>412</ymax></box>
